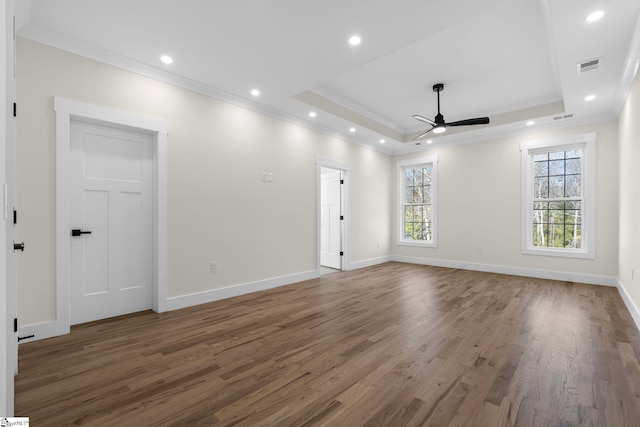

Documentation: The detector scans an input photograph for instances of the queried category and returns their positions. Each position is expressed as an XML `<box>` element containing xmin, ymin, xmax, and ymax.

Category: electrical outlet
<box><xmin>475</xmin><ymin>246</ymin><xmax>481</xmax><ymax>254</ymax></box>
<box><xmin>377</xmin><ymin>242</ymin><xmax>380</xmax><ymax>248</ymax></box>
<box><xmin>211</xmin><ymin>262</ymin><xmax>218</xmax><ymax>273</ymax></box>
<box><xmin>261</xmin><ymin>172</ymin><xmax>268</xmax><ymax>182</ymax></box>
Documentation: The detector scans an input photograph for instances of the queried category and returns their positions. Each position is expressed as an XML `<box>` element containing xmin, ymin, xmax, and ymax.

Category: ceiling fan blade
<box><xmin>412</xmin><ymin>114</ymin><xmax>436</xmax><ymax>126</ymax></box>
<box><xmin>412</xmin><ymin>128</ymin><xmax>434</xmax><ymax>141</ymax></box>
<box><xmin>446</xmin><ymin>117</ymin><xmax>490</xmax><ymax>127</ymax></box>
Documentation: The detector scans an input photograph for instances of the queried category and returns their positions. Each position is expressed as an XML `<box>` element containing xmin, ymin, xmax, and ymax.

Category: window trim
<box><xmin>396</xmin><ymin>155</ymin><xmax>438</xmax><ymax>247</ymax></box>
<box><xmin>520</xmin><ymin>132</ymin><xmax>596</xmax><ymax>258</ymax></box>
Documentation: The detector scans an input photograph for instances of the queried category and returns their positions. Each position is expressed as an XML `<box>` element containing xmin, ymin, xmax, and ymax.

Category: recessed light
<box><xmin>308</xmin><ymin>111</ymin><xmax>317</xmax><ymax>118</ymax></box>
<box><xmin>586</xmin><ymin>10</ymin><xmax>604</xmax><ymax>23</ymax></box>
<box><xmin>379</xmin><ymin>139</ymin><xmax>386</xmax><ymax>144</ymax></box>
<box><xmin>160</xmin><ymin>55</ymin><xmax>173</xmax><ymax>64</ymax></box>
<box><xmin>251</xmin><ymin>89</ymin><xmax>260</xmax><ymax>97</ymax></box>
<box><xmin>526</xmin><ymin>120</ymin><xmax>535</xmax><ymax>126</ymax></box>
<box><xmin>426</xmin><ymin>139</ymin><xmax>433</xmax><ymax>144</ymax></box>
<box><xmin>585</xmin><ymin>94</ymin><xmax>596</xmax><ymax>101</ymax></box>
<box><xmin>348</xmin><ymin>35</ymin><xmax>361</xmax><ymax>46</ymax></box>
<box><xmin>349</xmin><ymin>127</ymin><xmax>356</xmax><ymax>133</ymax></box>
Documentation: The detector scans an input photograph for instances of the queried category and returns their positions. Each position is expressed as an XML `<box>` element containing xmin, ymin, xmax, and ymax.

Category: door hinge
<box><xmin>13</xmin><ymin>209</ymin><xmax>17</xmax><ymax>224</ymax></box>
<box><xmin>340</xmin><ymin>251</ymin><xmax>344</xmax><ymax>256</ymax></box>
<box><xmin>340</xmin><ymin>215</ymin><xmax>344</xmax><ymax>220</ymax></box>
<box><xmin>13</xmin><ymin>102</ymin><xmax>16</xmax><ymax>117</ymax></box>
<box><xmin>340</xmin><ymin>179</ymin><xmax>344</xmax><ymax>185</ymax></box>
<box><xmin>14</xmin><ymin>318</ymin><xmax>17</xmax><ymax>333</ymax></box>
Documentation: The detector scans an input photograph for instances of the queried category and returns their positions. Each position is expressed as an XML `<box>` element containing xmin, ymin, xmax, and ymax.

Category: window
<box><xmin>397</xmin><ymin>156</ymin><xmax>438</xmax><ymax>247</ymax></box>
<box><xmin>521</xmin><ymin>133</ymin><xmax>595</xmax><ymax>258</ymax></box>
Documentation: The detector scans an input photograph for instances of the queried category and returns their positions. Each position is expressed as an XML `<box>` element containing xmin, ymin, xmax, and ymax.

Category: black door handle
<box><xmin>71</xmin><ymin>229</ymin><xmax>92</xmax><ymax>237</ymax></box>
<box><xmin>13</xmin><ymin>242</ymin><xmax>24</xmax><ymax>251</ymax></box>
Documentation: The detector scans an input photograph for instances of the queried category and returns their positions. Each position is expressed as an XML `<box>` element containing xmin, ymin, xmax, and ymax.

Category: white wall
<box><xmin>392</xmin><ymin>120</ymin><xmax>619</xmax><ymax>282</ymax></box>
<box><xmin>619</xmin><ymin>69</ymin><xmax>640</xmax><ymax>319</ymax></box>
<box><xmin>16</xmin><ymin>38</ymin><xmax>392</xmax><ymax>326</ymax></box>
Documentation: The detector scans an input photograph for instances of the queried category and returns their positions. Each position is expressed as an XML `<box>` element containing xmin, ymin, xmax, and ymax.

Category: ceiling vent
<box><xmin>577</xmin><ymin>58</ymin><xmax>602</xmax><ymax>74</ymax></box>
<box><xmin>553</xmin><ymin>114</ymin><xmax>574</xmax><ymax>121</ymax></box>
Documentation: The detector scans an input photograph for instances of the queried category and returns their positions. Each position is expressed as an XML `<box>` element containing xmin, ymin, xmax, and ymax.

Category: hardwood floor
<box><xmin>15</xmin><ymin>262</ymin><xmax>640</xmax><ymax>426</ymax></box>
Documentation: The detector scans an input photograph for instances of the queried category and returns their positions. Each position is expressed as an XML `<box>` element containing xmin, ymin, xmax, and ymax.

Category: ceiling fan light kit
<box><xmin>412</xmin><ymin>83</ymin><xmax>490</xmax><ymax>140</ymax></box>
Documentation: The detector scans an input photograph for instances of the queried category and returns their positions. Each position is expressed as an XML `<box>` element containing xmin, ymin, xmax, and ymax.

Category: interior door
<box><xmin>320</xmin><ymin>168</ymin><xmax>342</xmax><ymax>269</ymax></box>
<box><xmin>70</xmin><ymin>120</ymin><xmax>153</xmax><ymax>325</ymax></box>
<box><xmin>2</xmin><ymin>0</ymin><xmax>17</xmax><ymax>416</ymax></box>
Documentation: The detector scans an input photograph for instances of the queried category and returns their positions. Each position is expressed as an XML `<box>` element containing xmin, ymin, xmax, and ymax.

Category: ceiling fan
<box><xmin>412</xmin><ymin>83</ymin><xmax>490</xmax><ymax>140</ymax></box>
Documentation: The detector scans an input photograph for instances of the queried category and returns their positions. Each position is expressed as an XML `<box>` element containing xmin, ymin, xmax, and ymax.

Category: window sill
<box><xmin>522</xmin><ymin>247</ymin><xmax>594</xmax><ymax>259</ymax></box>
<box><xmin>397</xmin><ymin>240</ymin><xmax>437</xmax><ymax>248</ymax></box>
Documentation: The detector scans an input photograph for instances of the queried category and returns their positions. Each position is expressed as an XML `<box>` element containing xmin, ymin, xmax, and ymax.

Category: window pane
<box><xmin>534</xmin><ymin>161</ymin><xmax>548</xmax><ymax>177</ymax></box>
<box><xmin>423</xmin><ymin>167</ymin><xmax>432</xmax><ymax>184</ymax></box>
<box><xmin>549</xmin><ymin>209</ymin><xmax>564</xmax><ymax>224</ymax></box>
<box><xmin>534</xmin><ymin>177</ymin><xmax>548</xmax><ymax>198</ymax></box>
<box><xmin>533</xmin><ymin>201</ymin><xmax>548</xmax><ymax>210</ymax></box>
<box><xmin>549</xmin><ymin>176</ymin><xmax>564</xmax><ymax>198</ymax></box>
<box><xmin>565</xmin><ymin>175</ymin><xmax>581</xmax><ymax>197</ymax></box>
<box><xmin>533</xmin><ymin>153</ymin><xmax>548</xmax><ymax>162</ymax></box>
<box><xmin>549</xmin><ymin>159</ymin><xmax>564</xmax><ymax>176</ymax></box>
<box><xmin>414</xmin><ymin>205</ymin><xmax>423</xmax><ymax>221</ymax></box>
<box><xmin>532</xmin><ymin>224</ymin><xmax>548</xmax><ymax>246</ymax></box>
<box><xmin>404</xmin><ymin>188</ymin><xmax>413</xmax><ymax>204</ymax></box>
<box><xmin>565</xmin><ymin>149</ymin><xmax>581</xmax><ymax>159</ymax></box>
<box><xmin>404</xmin><ymin>222</ymin><xmax>414</xmax><ymax>240</ymax></box>
<box><xmin>533</xmin><ymin>208</ymin><xmax>548</xmax><ymax>224</ymax></box>
<box><xmin>566</xmin><ymin>158</ymin><xmax>581</xmax><ymax>175</ymax></box>
<box><xmin>414</xmin><ymin>168</ymin><xmax>423</xmax><ymax>186</ymax></box>
<box><xmin>413</xmin><ymin>187</ymin><xmax>420</xmax><ymax>203</ymax></box>
<box><xmin>423</xmin><ymin>186</ymin><xmax>432</xmax><ymax>203</ymax></box>
<box><xmin>405</xmin><ymin>169</ymin><xmax>414</xmax><ymax>187</ymax></box>
<box><xmin>423</xmin><ymin>205</ymin><xmax>432</xmax><ymax>222</ymax></box>
<box><xmin>549</xmin><ymin>151</ymin><xmax>565</xmax><ymax>160</ymax></box>
<box><xmin>565</xmin><ymin>209</ymin><xmax>581</xmax><ymax>225</ymax></box>
<box><xmin>404</xmin><ymin>206</ymin><xmax>414</xmax><ymax>222</ymax></box>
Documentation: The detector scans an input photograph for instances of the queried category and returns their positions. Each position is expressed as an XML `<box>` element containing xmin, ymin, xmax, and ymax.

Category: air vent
<box><xmin>553</xmin><ymin>114</ymin><xmax>574</xmax><ymax>121</ymax></box>
<box><xmin>577</xmin><ymin>58</ymin><xmax>602</xmax><ymax>74</ymax></box>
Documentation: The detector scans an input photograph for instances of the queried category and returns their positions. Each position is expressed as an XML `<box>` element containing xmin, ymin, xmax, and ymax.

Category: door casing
<box><xmin>55</xmin><ymin>97</ymin><xmax>168</xmax><ymax>336</ymax></box>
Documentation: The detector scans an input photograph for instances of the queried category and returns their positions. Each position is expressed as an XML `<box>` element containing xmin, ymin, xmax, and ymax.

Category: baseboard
<box><xmin>18</xmin><ymin>320</ymin><xmax>68</xmax><ymax>344</ymax></box>
<box><xmin>390</xmin><ymin>255</ymin><xmax>618</xmax><ymax>287</ymax></box>
<box><xmin>346</xmin><ymin>256</ymin><xmax>391</xmax><ymax>271</ymax></box>
<box><xmin>617</xmin><ymin>279</ymin><xmax>640</xmax><ymax>331</ymax></box>
<box><xmin>166</xmin><ymin>269</ymin><xmax>320</xmax><ymax>311</ymax></box>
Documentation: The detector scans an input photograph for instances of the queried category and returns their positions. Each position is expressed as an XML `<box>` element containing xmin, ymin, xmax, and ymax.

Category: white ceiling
<box><xmin>17</xmin><ymin>0</ymin><xmax>640</xmax><ymax>153</ymax></box>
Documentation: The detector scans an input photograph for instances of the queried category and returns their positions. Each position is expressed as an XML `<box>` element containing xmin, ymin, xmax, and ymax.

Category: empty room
<box><xmin>3</xmin><ymin>0</ymin><xmax>640</xmax><ymax>425</ymax></box>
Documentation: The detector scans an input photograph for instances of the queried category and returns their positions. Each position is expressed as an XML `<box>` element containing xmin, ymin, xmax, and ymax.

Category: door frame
<box><xmin>316</xmin><ymin>156</ymin><xmax>350</xmax><ymax>271</ymax></box>
<box><xmin>55</xmin><ymin>97</ymin><xmax>168</xmax><ymax>335</ymax></box>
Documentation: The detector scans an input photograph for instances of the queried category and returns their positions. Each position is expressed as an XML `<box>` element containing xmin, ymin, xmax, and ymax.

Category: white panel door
<box><xmin>70</xmin><ymin>120</ymin><xmax>152</xmax><ymax>325</ymax></box>
<box><xmin>320</xmin><ymin>168</ymin><xmax>342</xmax><ymax>269</ymax></box>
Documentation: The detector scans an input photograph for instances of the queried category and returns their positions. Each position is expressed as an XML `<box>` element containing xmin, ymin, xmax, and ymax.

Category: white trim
<box><xmin>54</xmin><ymin>97</ymin><xmax>168</xmax><ymax>337</ymax></box>
<box><xmin>520</xmin><ymin>132</ymin><xmax>596</xmax><ymax>259</ymax></box>
<box><xmin>617</xmin><ymin>279</ymin><xmax>640</xmax><ymax>332</ymax></box>
<box><xmin>390</xmin><ymin>255</ymin><xmax>617</xmax><ymax>287</ymax></box>
<box><xmin>346</xmin><ymin>256</ymin><xmax>391</xmax><ymax>271</ymax></box>
<box><xmin>167</xmin><ymin>270</ymin><xmax>319</xmax><ymax>311</ymax></box>
<box><xmin>396</xmin><ymin>155</ymin><xmax>438</xmax><ymax>248</ymax></box>
<box><xmin>17</xmin><ymin>321</ymin><xmax>59</xmax><ymax>344</ymax></box>
<box><xmin>316</xmin><ymin>157</ymin><xmax>350</xmax><ymax>273</ymax></box>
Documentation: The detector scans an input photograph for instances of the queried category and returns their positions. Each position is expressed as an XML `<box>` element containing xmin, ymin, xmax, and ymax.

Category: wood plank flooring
<box><xmin>14</xmin><ymin>262</ymin><xmax>640</xmax><ymax>426</ymax></box>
